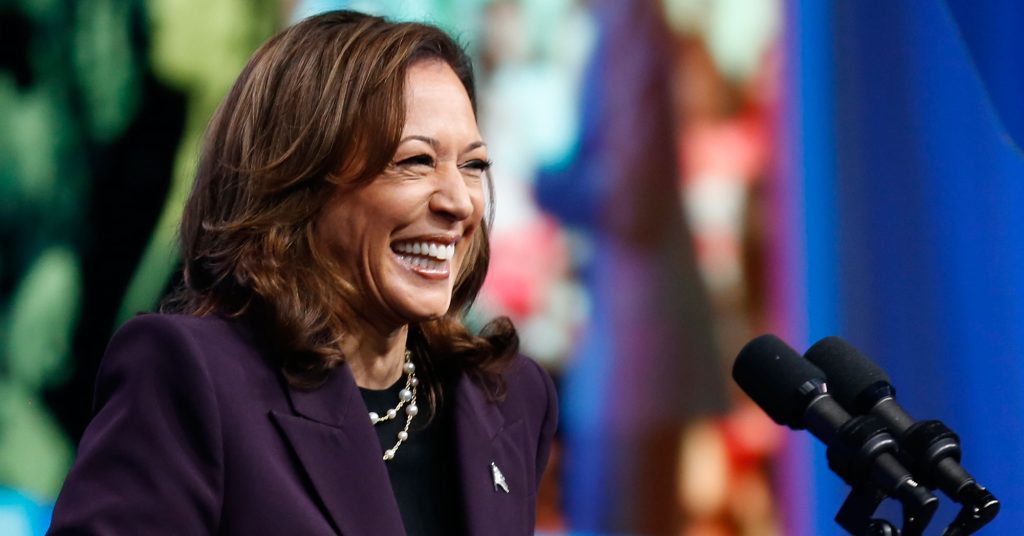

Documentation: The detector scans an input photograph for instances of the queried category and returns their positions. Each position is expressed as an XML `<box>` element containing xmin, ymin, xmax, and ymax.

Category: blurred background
<box><xmin>1</xmin><ymin>0</ymin><xmax>1023</xmax><ymax>534</ymax></box>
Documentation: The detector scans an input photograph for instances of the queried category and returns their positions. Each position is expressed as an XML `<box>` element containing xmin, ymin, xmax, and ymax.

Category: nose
<box><xmin>430</xmin><ymin>164</ymin><xmax>476</xmax><ymax>221</ymax></box>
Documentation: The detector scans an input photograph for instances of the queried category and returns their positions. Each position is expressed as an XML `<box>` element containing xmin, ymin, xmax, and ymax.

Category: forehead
<box><xmin>402</xmin><ymin>60</ymin><xmax>478</xmax><ymax>133</ymax></box>
<box><xmin>404</xmin><ymin>59</ymin><xmax>466</xmax><ymax>98</ymax></box>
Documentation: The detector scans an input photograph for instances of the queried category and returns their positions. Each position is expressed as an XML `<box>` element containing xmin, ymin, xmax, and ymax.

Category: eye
<box><xmin>395</xmin><ymin>154</ymin><xmax>435</xmax><ymax>168</ymax></box>
<box><xmin>460</xmin><ymin>159</ymin><xmax>493</xmax><ymax>174</ymax></box>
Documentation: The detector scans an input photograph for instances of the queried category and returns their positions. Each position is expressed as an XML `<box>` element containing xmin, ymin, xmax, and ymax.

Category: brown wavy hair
<box><xmin>163</xmin><ymin>10</ymin><xmax>517</xmax><ymax>402</ymax></box>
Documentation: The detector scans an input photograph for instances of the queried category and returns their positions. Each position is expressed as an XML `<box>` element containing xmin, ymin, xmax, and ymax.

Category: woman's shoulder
<box><xmin>101</xmin><ymin>313</ymin><xmax>268</xmax><ymax>384</ymax></box>
<box><xmin>492</xmin><ymin>354</ymin><xmax>558</xmax><ymax>486</ymax></box>
<box><xmin>495</xmin><ymin>354</ymin><xmax>558</xmax><ymax>432</ymax></box>
<box><xmin>52</xmin><ymin>316</ymin><xmax>240</xmax><ymax>533</ymax></box>
<box><xmin>501</xmin><ymin>354</ymin><xmax>556</xmax><ymax>399</ymax></box>
<box><xmin>112</xmin><ymin>312</ymin><xmax>261</xmax><ymax>354</ymax></box>
<box><xmin>114</xmin><ymin>312</ymin><xmax>252</xmax><ymax>345</ymax></box>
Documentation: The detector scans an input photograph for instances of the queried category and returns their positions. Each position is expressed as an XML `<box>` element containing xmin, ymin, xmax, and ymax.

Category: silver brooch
<box><xmin>490</xmin><ymin>462</ymin><xmax>510</xmax><ymax>493</ymax></box>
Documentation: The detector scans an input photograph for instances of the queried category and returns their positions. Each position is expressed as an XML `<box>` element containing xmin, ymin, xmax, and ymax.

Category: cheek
<box><xmin>469</xmin><ymin>185</ymin><xmax>486</xmax><ymax>224</ymax></box>
<box><xmin>320</xmin><ymin>212</ymin><xmax>356</xmax><ymax>253</ymax></box>
<box><xmin>460</xmin><ymin>186</ymin><xmax>487</xmax><ymax>267</ymax></box>
<box><xmin>456</xmin><ymin>231</ymin><xmax>485</xmax><ymax>284</ymax></box>
<box><xmin>316</xmin><ymin>206</ymin><xmax>377</xmax><ymax>265</ymax></box>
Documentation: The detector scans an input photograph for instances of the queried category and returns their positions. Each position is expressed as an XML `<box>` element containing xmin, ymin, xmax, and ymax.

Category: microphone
<box><xmin>733</xmin><ymin>334</ymin><xmax>937</xmax><ymax>535</ymax></box>
<box><xmin>805</xmin><ymin>336</ymin><xmax>999</xmax><ymax>532</ymax></box>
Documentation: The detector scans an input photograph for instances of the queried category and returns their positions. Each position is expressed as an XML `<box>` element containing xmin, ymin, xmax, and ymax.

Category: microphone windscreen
<box><xmin>805</xmin><ymin>336</ymin><xmax>891</xmax><ymax>410</ymax></box>
<box><xmin>732</xmin><ymin>334</ymin><xmax>826</xmax><ymax>429</ymax></box>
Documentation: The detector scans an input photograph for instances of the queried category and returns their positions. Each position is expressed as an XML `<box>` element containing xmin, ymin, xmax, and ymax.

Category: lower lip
<box><xmin>393</xmin><ymin>252</ymin><xmax>450</xmax><ymax>280</ymax></box>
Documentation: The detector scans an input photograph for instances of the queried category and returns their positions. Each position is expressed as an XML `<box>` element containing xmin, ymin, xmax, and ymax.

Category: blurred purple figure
<box><xmin>535</xmin><ymin>0</ymin><xmax>729</xmax><ymax>532</ymax></box>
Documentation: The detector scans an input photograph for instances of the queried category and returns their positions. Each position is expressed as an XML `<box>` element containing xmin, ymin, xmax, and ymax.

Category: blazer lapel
<box><xmin>269</xmin><ymin>363</ymin><xmax>405</xmax><ymax>536</ymax></box>
<box><xmin>454</xmin><ymin>373</ymin><xmax>530</xmax><ymax>536</ymax></box>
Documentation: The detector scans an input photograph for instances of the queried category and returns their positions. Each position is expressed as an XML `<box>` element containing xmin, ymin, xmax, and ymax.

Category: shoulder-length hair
<box><xmin>163</xmin><ymin>10</ymin><xmax>516</xmax><ymax>402</ymax></box>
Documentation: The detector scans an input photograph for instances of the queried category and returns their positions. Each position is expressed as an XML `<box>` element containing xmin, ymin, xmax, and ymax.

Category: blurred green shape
<box><xmin>0</xmin><ymin>247</ymin><xmax>77</xmax><ymax>500</ymax></box>
<box><xmin>5</xmin><ymin>246</ymin><xmax>82</xmax><ymax>390</ymax></box>
<box><xmin>0</xmin><ymin>381</ymin><xmax>73</xmax><ymax>499</ymax></box>
<box><xmin>72</xmin><ymin>0</ymin><xmax>142</xmax><ymax>143</ymax></box>
<box><xmin>117</xmin><ymin>0</ymin><xmax>278</xmax><ymax>324</ymax></box>
<box><xmin>0</xmin><ymin>77</ymin><xmax>62</xmax><ymax>213</ymax></box>
<box><xmin>148</xmin><ymin>0</ymin><xmax>277</xmax><ymax>96</ymax></box>
<box><xmin>11</xmin><ymin>0</ymin><xmax>60</xmax><ymax>23</ymax></box>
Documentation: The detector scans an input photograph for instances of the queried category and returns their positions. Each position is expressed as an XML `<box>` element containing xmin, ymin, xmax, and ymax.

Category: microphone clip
<box><xmin>899</xmin><ymin>419</ymin><xmax>1000</xmax><ymax>535</ymax></box>
<box><xmin>826</xmin><ymin>414</ymin><xmax>938</xmax><ymax>536</ymax></box>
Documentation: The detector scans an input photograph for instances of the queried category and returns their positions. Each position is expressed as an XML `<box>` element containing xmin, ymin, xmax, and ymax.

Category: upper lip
<box><xmin>392</xmin><ymin>234</ymin><xmax>461</xmax><ymax>246</ymax></box>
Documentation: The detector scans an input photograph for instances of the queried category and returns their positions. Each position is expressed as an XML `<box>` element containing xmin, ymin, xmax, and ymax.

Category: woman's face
<box><xmin>318</xmin><ymin>60</ymin><xmax>488</xmax><ymax>330</ymax></box>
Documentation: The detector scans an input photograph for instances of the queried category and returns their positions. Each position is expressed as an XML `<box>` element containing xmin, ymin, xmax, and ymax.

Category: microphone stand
<box><xmin>834</xmin><ymin>486</ymin><xmax>899</xmax><ymax>536</ymax></box>
<box><xmin>939</xmin><ymin>481</ymin><xmax>999</xmax><ymax>535</ymax></box>
<box><xmin>826</xmin><ymin>415</ymin><xmax>938</xmax><ymax>536</ymax></box>
<box><xmin>893</xmin><ymin>419</ymin><xmax>1000</xmax><ymax>535</ymax></box>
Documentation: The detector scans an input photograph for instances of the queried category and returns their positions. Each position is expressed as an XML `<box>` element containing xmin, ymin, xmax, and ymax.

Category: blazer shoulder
<box><xmin>51</xmin><ymin>315</ymin><xmax>232</xmax><ymax>533</ymax></box>
<box><xmin>95</xmin><ymin>313</ymin><xmax>275</xmax><ymax>416</ymax></box>
<box><xmin>95</xmin><ymin>313</ymin><xmax>238</xmax><ymax>407</ymax></box>
<box><xmin>113</xmin><ymin>313</ymin><xmax>252</xmax><ymax>350</ymax></box>
<box><xmin>503</xmin><ymin>354</ymin><xmax>556</xmax><ymax>404</ymax></box>
<box><xmin>106</xmin><ymin>313</ymin><xmax>262</xmax><ymax>372</ymax></box>
<box><xmin>501</xmin><ymin>355</ymin><xmax>558</xmax><ymax>487</ymax></box>
<box><xmin>499</xmin><ymin>356</ymin><xmax>557</xmax><ymax>436</ymax></box>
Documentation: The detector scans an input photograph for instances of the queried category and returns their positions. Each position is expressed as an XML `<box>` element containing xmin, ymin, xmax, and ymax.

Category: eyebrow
<box><xmin>399</xmin><ymin>135</ymin><xmax>487</xmax><ymax>153</ymax></box>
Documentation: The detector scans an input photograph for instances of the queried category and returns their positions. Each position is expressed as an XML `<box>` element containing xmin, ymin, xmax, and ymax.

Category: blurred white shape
<box><xmin>664</xmin><ymin>0</ymin><xmax>780</xmax><ymax>83</ymax></box>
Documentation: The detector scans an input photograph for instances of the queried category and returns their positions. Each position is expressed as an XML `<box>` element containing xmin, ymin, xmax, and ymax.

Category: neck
<box><xmin>345</xmin><ymin>322</ymin><xmax>410</xmax><ymax>389</ymax></box>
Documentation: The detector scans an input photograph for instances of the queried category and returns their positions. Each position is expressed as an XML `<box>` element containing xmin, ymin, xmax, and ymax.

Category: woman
<box><xmin>48</xmin><ymin>10</ymin><xmax>557</xmax><ymax>536</ymax></box>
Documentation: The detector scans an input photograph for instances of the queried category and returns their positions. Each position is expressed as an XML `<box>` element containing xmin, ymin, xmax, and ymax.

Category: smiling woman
<box><xmin>317</xmin><ymin>61</ymin><xmax>490</xmax><ymax>344</ymax></box>
<box><xmin>47</xmin><ymin>10</ymin><xmax>557</xmax><ymax>536</ymax></box>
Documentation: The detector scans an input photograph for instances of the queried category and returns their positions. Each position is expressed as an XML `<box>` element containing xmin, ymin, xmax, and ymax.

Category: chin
<box><xmin>392</xmin><ymin>294</ymin><xmax>454</xmax><ymax>323</ymax></box>
<box><xmin>399</xmin><ymin>309</ymin><xmax>448</xmax><ymax>325</ymax></box>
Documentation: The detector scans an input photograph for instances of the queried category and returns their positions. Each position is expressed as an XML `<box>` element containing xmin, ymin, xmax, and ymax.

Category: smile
<box><xmin>391</xmin><ymin>240</ymin><xmax>457</xmax><ymax>278</ymax></box>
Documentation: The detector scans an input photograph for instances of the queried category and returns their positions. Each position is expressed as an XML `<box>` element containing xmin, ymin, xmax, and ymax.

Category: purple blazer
<box><xmin>48</xmin><ymin>314</ymin><xmax>557</xmax><ymax>535</ymax></box>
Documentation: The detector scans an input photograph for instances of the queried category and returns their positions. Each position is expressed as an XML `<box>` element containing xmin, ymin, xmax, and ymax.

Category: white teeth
<box><xmin>395</xmin><ymin>251</ymin><xmax>450</xmax><ymax>273</ymax></box>
<box><xmin>393</xmin><ymin>240</ymin><xmax>456</xmax><ymax>261</ymax></box>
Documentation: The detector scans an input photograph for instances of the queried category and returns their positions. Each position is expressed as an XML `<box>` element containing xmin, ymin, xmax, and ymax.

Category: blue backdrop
<box><xmin>787</xmin><ymin>0</ymin><xmax>1024</xmax><ymax>533</ymax></box>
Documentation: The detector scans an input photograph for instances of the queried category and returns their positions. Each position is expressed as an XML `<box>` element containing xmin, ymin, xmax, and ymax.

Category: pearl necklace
<box><xmin>368</xmin><ymin>349</ymin><xmax>419</xmax><ymax>461</ymax></box>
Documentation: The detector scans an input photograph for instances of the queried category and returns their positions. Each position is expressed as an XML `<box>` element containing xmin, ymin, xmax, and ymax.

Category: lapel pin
<box><xmin>490</xmin><ymin>462</ymin><xmax>510</xmax><ymax>493</ymax></box>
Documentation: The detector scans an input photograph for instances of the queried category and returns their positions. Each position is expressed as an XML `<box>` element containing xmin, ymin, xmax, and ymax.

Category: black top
<box><xmin>360</xmin><ymin>375</ymin><xmax>464</xmax><ymax>536</ymax></box>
